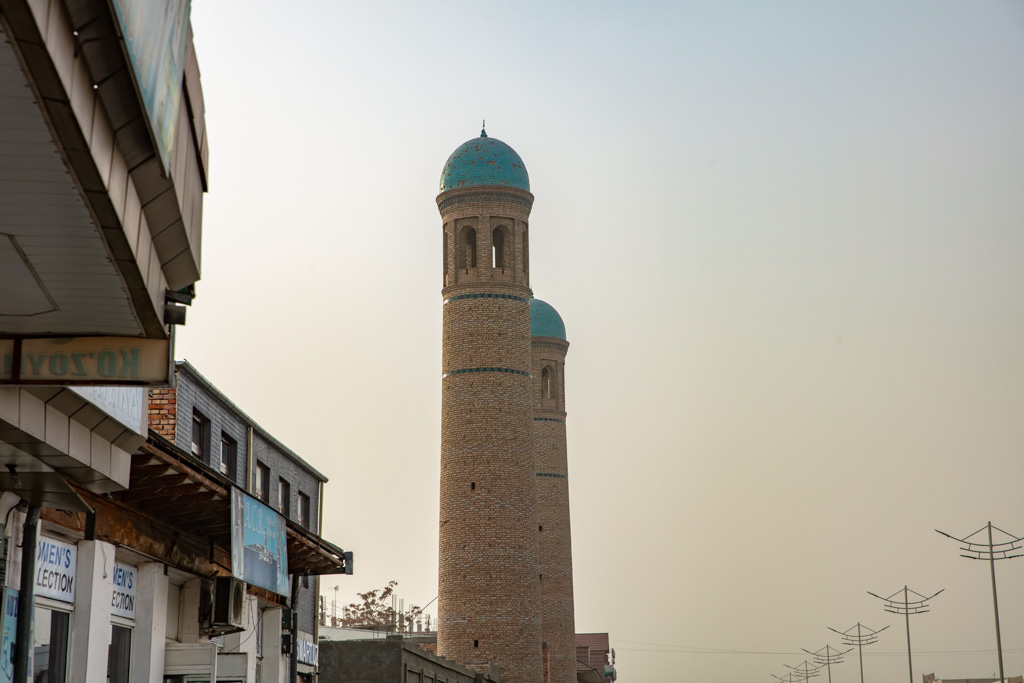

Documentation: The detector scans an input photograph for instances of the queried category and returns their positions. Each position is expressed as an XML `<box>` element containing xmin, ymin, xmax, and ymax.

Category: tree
<box><xmin>340</xmin><ymin>581</ymin><xmax>422</xmax><ymax>631</ymax></box>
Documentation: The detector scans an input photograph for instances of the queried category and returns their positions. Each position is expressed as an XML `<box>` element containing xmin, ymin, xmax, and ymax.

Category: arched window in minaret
<box><xmin>522</xmin><ymin>226</ymin><xmax>529</xmax><ymax>277</ymax></box>
<box><xmin>492</xmin><ymin>227</ymin><xmax>506</xmax><ymax>269</ymax></box>
<box><xmin>443</xmin><ymin>230</ymin><xmax>449</xmax><ymax>282</ymax></box>
<box><xmin>457</xmin><ymin>227</ymin><xmax>477</xmax><ymax>271</ymax></box>
<box><xmin>542</xmin><ymin>366</ymin><xmax>552</xmax><ymax>398</ymax></box>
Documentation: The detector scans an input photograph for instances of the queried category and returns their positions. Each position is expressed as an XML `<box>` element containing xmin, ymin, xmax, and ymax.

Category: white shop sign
<box><xmin>296</xmin><ymin>638</ymin><xmax>318</xmax><ymax>666</ymax></box>
<box><xmin>111</xmin><ymin>562</ymin><xmax>137</xmax><ymax>619</ymax></box>
<box><xmin>35</xmin><ymin>536</ymin><xmax>76</xmax><ymax>603</ymax></box>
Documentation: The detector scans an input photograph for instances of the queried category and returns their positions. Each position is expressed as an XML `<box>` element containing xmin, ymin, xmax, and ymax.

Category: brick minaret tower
<box><xmin>530</xmin><ymin>299</ymin><xmax>576</xmax><ymax>683</ymax></box>
<box><xmin>436</xmin><ymin>130</ymin><xmax>544</xmax><ymax>683</ymax></box>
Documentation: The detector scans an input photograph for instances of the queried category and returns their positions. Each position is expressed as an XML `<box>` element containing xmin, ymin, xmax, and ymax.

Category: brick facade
<box><xmin>149</xmin><ymin>387</ymin><xmax>177</xmax><ymax>440</ymax></box>
<box><xmin>437</xmin><ymin>186</ymin><xmax>544</xmax><ymax>683</ymax></box>
<box><xmin>532</xmin><ymin>336</ymin><xmax>575</xmax><ymax>683</ymax></box>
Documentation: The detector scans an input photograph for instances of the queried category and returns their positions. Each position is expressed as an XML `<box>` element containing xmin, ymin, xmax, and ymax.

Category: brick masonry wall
<box><xmin>532</xmin><ymin>338</ymin><xmax>576</xmax><ymax>683</ymax></box>
<box><xmin>148</xmin><ymin>387</ymin><xmax>177</xmax><ymax>440</ymax></box>
<box><xmin>437</xmin><ymin>189</ymin><xmax>544</xmax><ymax>683</ymax></box>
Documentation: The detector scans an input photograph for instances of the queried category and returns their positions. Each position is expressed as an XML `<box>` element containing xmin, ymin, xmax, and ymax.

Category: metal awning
<box><xmin>0</xmin><ymin>467</ymin><xmax>92</xmax><ymax>513</ymax></box>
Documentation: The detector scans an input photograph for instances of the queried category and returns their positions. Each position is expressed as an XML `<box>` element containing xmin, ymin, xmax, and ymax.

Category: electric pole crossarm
<box><xmin>936</xmin><ymin>526</ymin><xmax>1023</xmax><ymax>559</ymax></box>
<box><xmin>828</xmin><ymin>622</ymin><xmax>889</xmax><ymax>683</ymax></box>
<box><xmin>868</xmin><ymin>585</ymin><xmax>942</xmax><ymax>683</ymax></box>
<box><xmin>936</xmin><ymin>520</ymin><xmax>1022</xmax><ymax>683</ymax></box>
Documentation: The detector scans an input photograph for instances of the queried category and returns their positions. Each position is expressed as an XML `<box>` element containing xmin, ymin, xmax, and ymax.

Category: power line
<box><xmin>611</xmin><ymin>640</ymin><xmax>1022</xmax><ymax>657</ymax></box>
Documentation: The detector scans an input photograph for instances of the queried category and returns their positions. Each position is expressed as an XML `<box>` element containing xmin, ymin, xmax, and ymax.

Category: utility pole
<box><xmin>332</xmin><ymin>584</ymin><xmax>340</xmax><ymax>625</ymax></box>
<box><xmin>802</xmin><ymin>644</ymin><xmax>852</xmax><ymax>683</ymax></box>
<box><xmin>868</xmin><ymin>585</ymin><xmax>943</xmax><ymax>683</ymax></box>
<box><xmin>786</xmin><ymin>660</ymin><xmax>823</xmax><ymax>683</ymax></box>
<box><xmin>773</xmin><ymin>672</ymin><xmax>801</xmax><ymax>683</ymax></box>
<box><xmin>828</xmin><ymin>622</ymin><xmax>889</xmax><ymax>683</ymax></box>
<box><xmin>936</xmin><ymin>521</ymin><xmax>1022</xmax><ymax>683</ymax></box>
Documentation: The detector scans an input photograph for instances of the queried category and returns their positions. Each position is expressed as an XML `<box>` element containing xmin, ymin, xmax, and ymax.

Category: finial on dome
<box><xmin>481</xmin><ymin>119</ymin><xmax>487</xmax><ymax>138</ymax></box>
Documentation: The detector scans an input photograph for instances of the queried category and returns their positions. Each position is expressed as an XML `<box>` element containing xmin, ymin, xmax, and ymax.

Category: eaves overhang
<box><xmin>114</xmin><ymin>433</ymin><xmax>348</xmax><ymax>577</ymax></box>
<box><xmin>1</xmin><ymin>0</ymin><xmax>211</xmax><ymax>359</ymax></box>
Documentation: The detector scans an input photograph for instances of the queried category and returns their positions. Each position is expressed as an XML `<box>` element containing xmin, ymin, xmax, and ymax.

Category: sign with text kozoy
<box><xmin>36</xmin><ymin>536</ymin><xmax>76</xmax><ymax>604</ymax></box>
<box><xmin>0</xmin><ymin>337</ymin><xmax>170</xmax><ymax>386</ymax></box>
<box><xmin>230</xmin><ymin>489</ymin><xmax>289</xmax><ymax>596</ymax></box>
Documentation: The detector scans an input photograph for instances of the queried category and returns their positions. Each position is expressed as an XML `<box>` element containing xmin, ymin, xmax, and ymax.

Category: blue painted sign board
<box><xmin>231</xmin><ymin>488</ymin><xmax>289</xmax><ymax>595</ymax></box>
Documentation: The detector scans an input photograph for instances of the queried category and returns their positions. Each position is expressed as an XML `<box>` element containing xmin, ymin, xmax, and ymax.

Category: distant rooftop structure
<box><xmin>923</xmin><ymin>675</ymin><xmax>1022</xmax><ymax>683</ymax></box>
<box><xmin>576</xmin><ymin>633</ymin><xmax>617</xmax><ymax>683</ymax></box>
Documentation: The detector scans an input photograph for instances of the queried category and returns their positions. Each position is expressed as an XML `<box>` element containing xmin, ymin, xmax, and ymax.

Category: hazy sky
<box><xmin>181</xmin><ymin>2</ymin><xmax>1024</xmax><ymax>681</ymax></box>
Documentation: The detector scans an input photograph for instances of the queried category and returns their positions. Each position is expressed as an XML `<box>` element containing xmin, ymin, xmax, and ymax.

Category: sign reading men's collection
<box><xmin>230</xmin><ymin>488</ymin><xmax>289</xmax><ymax>595</ymax></box>
<box><xmin>111</xmin><ymin>562</ymin><xmax>137</xmax><ymax>619</ymax></box>
<box><xmin>35</xmin><ymin>536</ymin><xmax>76</xmax><ymax>603</ymax></box>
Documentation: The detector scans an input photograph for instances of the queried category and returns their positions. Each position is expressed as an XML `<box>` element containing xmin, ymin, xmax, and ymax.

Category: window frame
<box><xmin>297</xmin><ymin>492</ymin><xmax>311</xmax><ymax>529</ymax></box>
<box><xmin>278</xmin><ymin>477</ymin><xmax>290</xmax><ymax>517</ymax></box>
<box><xmin>191</xmin><ymin>411</ymin><xmax>210</xmax><ymax>462</ymax></box>
<box><xmin>219</xmin><ymin>433</ymin><xmax>236</xmax><ymax>480</ymax></box>
<box><xmin>254</xmin><ymin>461</ymin><xmax>270</xmax><ymax>503</ymax></box>
<box><xmin>34</xmin><ymin>600</ymin><xmax>72</xmax><ymax>683</ymax></box>
<box><xmin>107</xmin><ymin>622</ymin><xmax>133</xmax><ymax>683</ymax></box>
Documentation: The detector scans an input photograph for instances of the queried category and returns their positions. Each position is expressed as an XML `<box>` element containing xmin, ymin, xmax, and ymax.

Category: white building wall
<box><xmin>70</xmin><ymin>540</ymin><xmax>115</xmax><ymax>683</ymax></box>
<box><xmin>132</xmin><ymin>562</ymin><xmax>168</xmax><ymax>683</ymax></box>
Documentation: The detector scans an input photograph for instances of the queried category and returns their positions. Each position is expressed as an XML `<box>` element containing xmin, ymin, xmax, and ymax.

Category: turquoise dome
<box><xmin>530</xmin><ymin>298</ymin><xmax>566</xmax><ymax>339</ymax></box>
<box><xmin>440</xmin><ymin>131</ymin><xmax>530</xmax><ymax>193</ymax></box>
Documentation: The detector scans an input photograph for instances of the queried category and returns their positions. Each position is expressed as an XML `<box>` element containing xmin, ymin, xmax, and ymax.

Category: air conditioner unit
<box><xmin>212</xmin><ymin>576</ymin><xmax>246</xmax><ymax>631</ymax></box>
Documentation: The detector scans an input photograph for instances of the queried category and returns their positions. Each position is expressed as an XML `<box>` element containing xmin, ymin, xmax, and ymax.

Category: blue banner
<box><xmin>110</xmin><ymin>0</ymin><xmax>191</xmax><ymax>173</ymax></box>
<box><xmin>231</xmin><ymin>489</ymin><xmax>289</xmax><ymax>595</ymax></box>
<box><xmin>1</xmin><ymin>588</ymin><xmax>17</xmax><ymax>683</ymax></box>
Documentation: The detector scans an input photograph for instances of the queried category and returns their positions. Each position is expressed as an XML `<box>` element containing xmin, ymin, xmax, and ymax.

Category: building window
<box><xmin>254</xmin><ymin>462</ymin><xmax>269</xmax><ymax>503</ymax></box>
<box><xmin>278</xmin><ymin>478</ymin><xmax>290</xmax><ymax>517</ymax></box>
<box><xmin>542</xmin><ymin>367</ymin><xmax>552</xmax><ymax>398</ymax></box>
<box><xmin>191</xmin><ymin>411</ymin><xmax>209</xmax><ymax>461</ymax></box>
<box><xmin>298</xmin><ymin>492</ymin><xmax>311</xmax><ymax>529</ymax></box>
<box><xmin>522</xmin><ymin>227</ymin><xmax>529</xmax><ymax>275</ymax></box>
<box><xmin>108</xmin><ymin>624</ymin><xmax>132</xmax><ymax>683</ymax></box>
<box><xmin>492</xmin><ymin>227</ymin><xmax>505</xmax><ymax>268</ymax></box>
<box><xmin>34</xmin><ymin>606</ymin><xmax>70</xmax><ymax>682</ymax></box>
<box><xmin>457</xmin><ymin>227</ymin><xmax>477</xmax><ymax>270</ymax></box>
<box><xmin>219</xmin><ymin>434</ymin><xmax>236</xmax><ymax>479</ymax></box>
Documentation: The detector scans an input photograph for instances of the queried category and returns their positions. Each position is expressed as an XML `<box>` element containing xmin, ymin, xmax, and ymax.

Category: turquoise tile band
<box><xmin>442</xmin><ymin>367</ymin><xmax>532</xmax><ymax>379</ymax></box>
<box><xmin>444</xmin><ymin>293</ymin><xmax>530</xmax><ymax>305</ymax></box>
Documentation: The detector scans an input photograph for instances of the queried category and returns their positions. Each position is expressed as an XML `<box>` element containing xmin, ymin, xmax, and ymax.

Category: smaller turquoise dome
<box><xmin>440</xmin><ymin>132</ymin><xmax>530</xmax><ymax>193</ymax></box>
<box><xmin>530</xmin><ymin>298</ymin><xmax>566</xmax><ymax>339</ymax></box>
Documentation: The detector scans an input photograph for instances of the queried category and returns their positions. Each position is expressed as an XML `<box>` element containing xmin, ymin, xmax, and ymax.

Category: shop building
<box><xmin>0</xmin><ymin>362</ymin><xmax>350</xmax><ymax>683</ymax></box>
